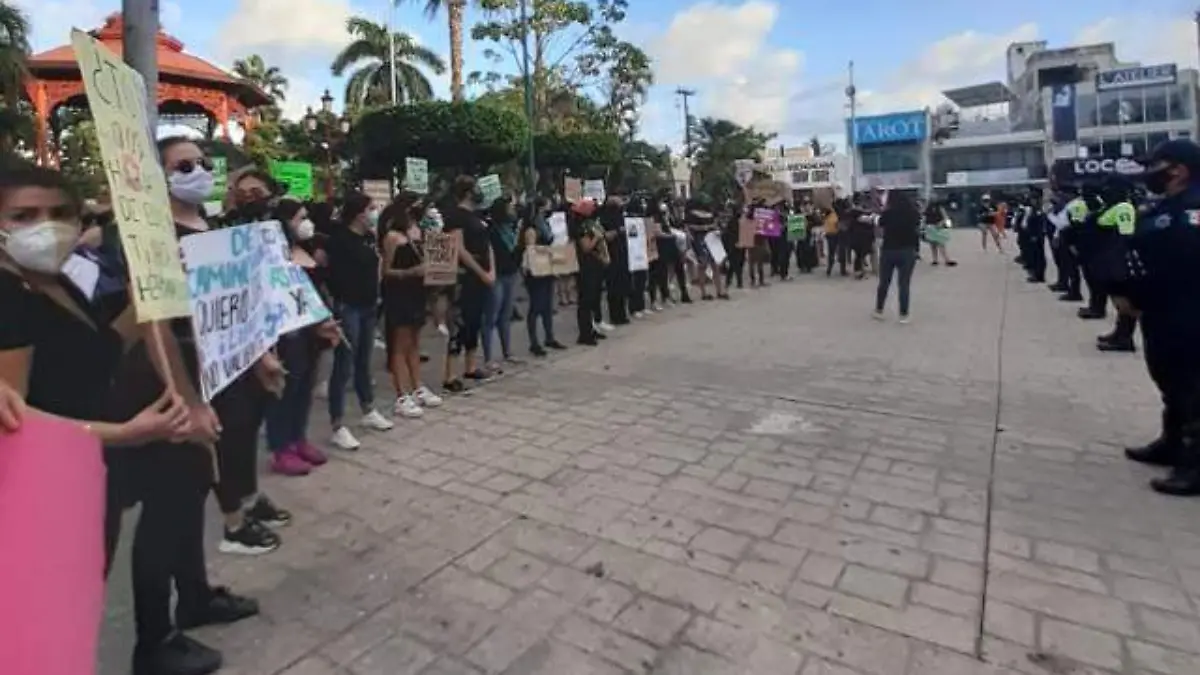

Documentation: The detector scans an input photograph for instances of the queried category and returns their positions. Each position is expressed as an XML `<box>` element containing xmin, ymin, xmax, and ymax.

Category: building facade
<box><xmin>756</xmin><ymin>153</ymin><xmax>852</xmax><ymax>198</ymax></box>
<box><xmin>846</xmin><ymin>110</ymin><xmax>930</xmax><ymax>193</ymax></box>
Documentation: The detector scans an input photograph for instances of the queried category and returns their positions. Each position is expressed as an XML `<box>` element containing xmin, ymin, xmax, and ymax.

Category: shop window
<box><xmin>1145</xmin><ymin>85</ymin><xmax>1169</xmax><ymax>123</ymax></box>
<box><xmin>1076</xmin><ymin>92</ymin><xmax>1097</xmax><ymax>128</ymax></box>
<box><xmin>1098</xmin><ymin>90</ymin><xmax>1123</xmax><ymax>126</ymax></box>
<box><xmin>1128</xmin><ymin>136</ymin><xmax>1148</xmax><ymax>158</ymax></box>
<box><xmin>1168</xmin><ymin>85</ymin><xmax>1191</xmax><ymax>122</ymax></box>
<box><xmin>1118</xmin><ymin>91</ymin><xmax>1145</xmax><ymax>124</ymax></box>
<box><xmin>1100</xmin><ymin>138</ymin><xmax>1122</xmax><ymax>158</ymax></box>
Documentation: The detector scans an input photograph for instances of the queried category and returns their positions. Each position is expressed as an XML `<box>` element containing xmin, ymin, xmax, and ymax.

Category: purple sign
<box><xmin>753</xmin><ymin>208</ymin><xmax>782</xmax><ymax>238</ymax></box>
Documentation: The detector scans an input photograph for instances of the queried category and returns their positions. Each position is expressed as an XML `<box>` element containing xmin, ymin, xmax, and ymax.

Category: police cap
<box><xmin>1147</xmin><ymin>139</ymin><xmax>1200</xmax><ymax>173</ymax></box>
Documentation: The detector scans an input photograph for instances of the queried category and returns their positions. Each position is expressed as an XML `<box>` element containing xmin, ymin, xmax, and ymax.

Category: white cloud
<box><xmin>215</xmin><ymin>0</ymin><xmax>358</xmax><ymax>68</ymax></box>
<box><xmin>647</xmin><ymin>0</ymin><xmax>801</xmax><ymax>135</ymax></box>
<box><xmin>1076</xmin><ymin>15</ymin><xmax>1198</xmax><ymax>70</ymax></box>
<box><xmin>277</xmin><ymin>75</ymin><xmax>323</xmax><ymax>121</ymax></box>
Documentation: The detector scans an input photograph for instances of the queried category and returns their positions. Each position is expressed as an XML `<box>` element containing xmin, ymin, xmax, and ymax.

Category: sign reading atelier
<box><xmin>1096</xmin><ymin>63</ymin><xmax>1177</xmax><ymax>91</ymax></box>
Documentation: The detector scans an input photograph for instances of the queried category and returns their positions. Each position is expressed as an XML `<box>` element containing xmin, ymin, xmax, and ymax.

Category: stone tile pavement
<box><xmin>100</xmin><ymin>236</ymin><xmax>1200</xmax><ymax>674</ymax></box>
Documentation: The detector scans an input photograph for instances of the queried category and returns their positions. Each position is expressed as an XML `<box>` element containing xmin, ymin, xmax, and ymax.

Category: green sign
<box><xmin>211</xmin><ymin>156</ymin><xmax>228</xmax><ymax>200</ymax></box>
<box><xmin>404</xmin><ymin>157</ymin><xmax>428</xmax><ymax>194</ymax></box>
<box><xmin>477</xmin><ymin>173</ymin><xmax>502</xmax><ymax>205</ymax></box>
<box><xmin>268</xmin><ymin>160</ymin><xmax>314</xmax><ymax>200</ymax></box>
<box><xmin>786</xmin><ymin>214</ymin><xmax>807</xmax><ymax>240</ymax></box>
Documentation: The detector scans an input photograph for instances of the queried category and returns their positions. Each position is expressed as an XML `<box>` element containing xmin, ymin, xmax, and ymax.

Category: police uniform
<box><xmin>1080</xmin><ymin>183</ymin><xmax>1136</xmax><ymax>320</ymax></box>
<box><xmin>1058</xmin><ymin>193</ymin><xmax>1092</xmax><ymax>303</ymax></box>
<box><xmin>1114</xmin><ymin>140</ymin><xmax>1200</xmax><ymax>496</ymax></box>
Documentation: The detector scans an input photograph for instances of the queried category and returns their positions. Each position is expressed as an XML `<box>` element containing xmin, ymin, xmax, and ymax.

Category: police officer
<box><xmin>1095</xmin><ymin>180</ymin><xmax>1140</xmax><ymax>351</ymax></box>
<box><xmin>1079</xmin><ymin>178</ymin><xmax>1135</xmax><ymax>320</ymax></box>
<box><xmin>1113</xmin><ymin>139</ymin><xmax>1200</xmax><ymax>496</ymax></box>
<box><xmin>1056</xmin><ymin>188</ymin><xmax>1090</xmax><ymax>302</ymax></box>
<box><xmin>1024</xmin><ymin>189</ymin><xmax>1048</xmax><ymax>283</ymax></box>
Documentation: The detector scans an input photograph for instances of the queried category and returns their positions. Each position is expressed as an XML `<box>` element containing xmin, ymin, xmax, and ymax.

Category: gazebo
<box><xmin>23</xmin><ymin>13</ymin><xmax>272</xmax><ymax>165</ymax></box>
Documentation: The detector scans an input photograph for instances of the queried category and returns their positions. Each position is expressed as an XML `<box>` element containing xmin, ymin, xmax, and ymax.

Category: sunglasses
<box><xmin>173</xmin><ymin>157</ymin><xmax>214</xmax><ymax>174</ymax></box>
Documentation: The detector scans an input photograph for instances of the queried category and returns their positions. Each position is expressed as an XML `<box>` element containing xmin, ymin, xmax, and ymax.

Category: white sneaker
<box><xmin>653</xmin><ymin>304</ymin><xmax>664</xmax><ymax>312</ymax></box>
<box><xmin>414</xmin><ymin>385</ymin><xmax>444</xmax><ymax>408</ymax></box>
<box><xmin>331</xmin><ymin>426</ymin><xmax>361</xmax><ymax>450</ymax></box>
<box><xmin>596</xmin><ymin>322</ymin><xmax>615</xmax><ymax>333</ymax></box>
<box><xmin>898</xmin><ymin>315</ymin><xmax>911</xmax><ymax>325</ymax></box>
<box><xmin>394</xmin><ymin>395</ymin><xmax>424</xmax><ymax>418</ymax></box>
<box><xmin>872</xmin><ymin>310</ymin><xmax>885</xmax><ymax>321</ymax></box>
<box><xmin>437</xmin><ymin>323</ymin><xmax>450</xmax><ymax>336</ymax></box>
<box><xmin>632</xmin><ymin>311</ymin><xmax>645</xmax><ymax>319</ymax></box>
<box><xmin>361</xmin><ymin>409</ymin><xmax>394</xmax><ymax>431</ymax></box>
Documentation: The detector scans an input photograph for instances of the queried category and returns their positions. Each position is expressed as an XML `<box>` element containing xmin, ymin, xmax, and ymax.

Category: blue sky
<box><xmin>20</xmin><ymin>0</ymin><xmax>1198</xmax><ymax>151</ymax></box>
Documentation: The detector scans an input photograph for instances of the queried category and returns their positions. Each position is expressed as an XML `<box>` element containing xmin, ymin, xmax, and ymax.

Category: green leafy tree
<box><xmin>0</xmin><ymin>1</ymin><xmax>29</xmax><ymax>107</ymax></box>
<box><xmin>332</xmin><ymin>17</ymin><xmax>446</xmax><ymax>112</ymax></box>
<box><xmin>232</xmin><ymin>54</ymin><xmax>289</xmax><ymax>105</ymax></box>
<box><xmin>688</xmin><ymin>116</ymin><xmax>774</xmax><ymax>203</ymax></box>
<box><xmin>608</xmin><ymin>139</ymin><xmax>669</xmax><ymax>194</ymax></box>
<box><xmin>354</xmin><ymin>100</ymin><xmax>527</xmax><ymax>176</ymax></box>
<box><xmin>397</xmin><ymin>0</ymin><xmax>469</xmax><ymax>101</ymax></box>
<box><xmin>57</xmin><ymin>115</ymin><xmax>106</xmax><ymax>198</ymax></box>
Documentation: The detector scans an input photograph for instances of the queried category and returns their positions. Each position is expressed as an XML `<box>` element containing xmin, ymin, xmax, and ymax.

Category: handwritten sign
<box><xmin>361</xmin><ymin>179</ymin><xmax>391</xmax><ymax>206</ymax></box>
<box><xmin>526</xmin><ymin>245</ymin><xmax>578</xmax><ymax>276</ymax></box>
<box><xmin>786</xmin><ymin>214</ymin><xmax>807</xmax><ymax>240</ymax></box>
<box><xmin>548</xmin><ymin>244</ymin><xmax>578</xmax><ymax>275</ymax></box>
<box><xmin>564</xmin><ymin>177</ymin><xmax>582</xmax><ymax>202</ymax></box>
<box><xmin>181</xmin><ymin>223</ymin><xmax>272</xmax><ymax>400</ymax></box>
<box><xmin>549</xmin><ymin>212</ymin><xmax>569</xmax><ymax>244</ymax></box>
<box><xmin>424</xmin><ymin>231</ymin><xmax>460</xmax><ymax>286</ymax></box>
<box><xmin>737</xmin><ymin>217</ymin><xmax>757</xmax><ymax>249</ymax></box>
<box><xmin>260</xmin><ymin>222</ymin><xmax>331</xmax><ymax>336</ymax></box>
<box><xmin>477</xmin><ymin>174</ymin><xmax>502</xmax><ymax>206</ymax></box>
<box><xmin>753</xmin><ymin>208</ymin><xmax>782</xmax><ymax>238</ymax></box>
<box><xmin>583</xmin><ymin>179</ymin><xmax>606</xmax><ymax>202</ymax></box>
<box><xmin>404</xmin><ymin>157</ymin><xmax>429</xmax><ymax>194</ymax></box>
<box><xmin>646</xmin><ymin>220</ymin><xmax>660</xmax><ymax>262</ymax></box>
<box><xmin>71</xmin><ymin>30</ymin><xmax>189</xmax><ymax>322</ymax></box>
<box><xmin>268</xmin><ymin>160</ymin><xmax>314</xmax><ymax>200</ymax></box>
<box><xmin>625</xmin><ymin>217</ymin><xmax>648</xmax><ymax>272</ymax></box>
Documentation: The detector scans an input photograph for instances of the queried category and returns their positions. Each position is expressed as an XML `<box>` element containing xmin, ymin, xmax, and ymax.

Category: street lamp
<box><xmin>303</xmin><ymin>90</ymin><xmax>352</xmax><ymax>201</ymax></box>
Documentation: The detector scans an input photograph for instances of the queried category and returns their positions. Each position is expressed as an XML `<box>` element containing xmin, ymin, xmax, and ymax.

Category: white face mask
<box><xmin>169</xmin><ymin>168</ymin><xmax>215</xmax><ymax>204</ymax></box>
<box><xmin>0</xmin><ymin>221</ymin><xmax>79</xmax><ymax>273</ymax></box>
<box><xmin>295</xmin><ymin>218</ymin><xmax>316</xmax><ymax>241</ymax></box>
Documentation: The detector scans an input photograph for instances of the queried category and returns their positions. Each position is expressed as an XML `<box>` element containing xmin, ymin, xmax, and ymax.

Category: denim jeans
<box><xmin>483</xmin><ymin>272</ymin><xmax>518</xmax><ymax>362</ymax></box>
<box><xmin>328</xmin><ymin>302</ymin><xmax>376</xmax><ymax>424</ymax></box>
<box><xmin>266</xmin><ymin>333</ymin><xmax>317</xmax><ymax>451</ymax></box>
<box><xmin>875</xmin><ymin>248</ymin><xmax>917</xmax><ymax>315</ymax></box>
<box><xmin>525</xmin><ymin>276</ymin><xmax>556</xmax><ymax>347</ymax></box>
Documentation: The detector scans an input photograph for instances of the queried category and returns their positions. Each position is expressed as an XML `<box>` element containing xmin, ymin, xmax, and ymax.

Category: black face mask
<box><xmin>1143</xmin><ymin>166</ymin><xmax>1173</xmax><ymax>196</ymax></box>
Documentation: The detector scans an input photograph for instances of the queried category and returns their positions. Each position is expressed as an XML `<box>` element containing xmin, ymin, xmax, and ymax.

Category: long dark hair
<box><xmin>884</xmin><ymin>191</ymin><xmax>920</xmax><ymax>221</ymax></box>
<box><xmin>341</xmin><ymin>191</ymin><xmax>372</xmax><ymax>227</ymax></box>
<box><xmin>488</xmin><ymin>196</ymin><xmax>513</xmax><ymax>224</ymax></box>
<box><xmin>272</xmin><ymin>199</ymin><xmax>305</xmax><ymax>248</ymax></box>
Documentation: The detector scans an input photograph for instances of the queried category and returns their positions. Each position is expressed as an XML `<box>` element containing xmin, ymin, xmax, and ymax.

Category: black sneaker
<box><xmin>176</xmin><ymin>587</ymin><xmax>259</xmax><ymax>630</ymax></box>
<box><xmin>133</xmin><ymin>632</ymin><xmax>222</xmax><ymax>675</ymax></box>
<box><xmin>218</xmin><ymin>520</ymin><xmax>280</xmax><ymax>556</ymax></box>
<box><xmin>545</xmin><ymin>340</ymin><xmax>567</xmax><ymax>350</ymax></box>
<box><xmin>443</xmin><ymin>379</ymin><xmax>466</xmax><ymax>394</ymax></box>
<box><xmin>531</xmin><ymin>345</ymin><xmax>548</xmax><ymax>357</ymax></box>
<box><xmin>245</xmin><ymin>495</ymin><xmax>291</xmax><ymax>528</ymax></box>
<box><xmin>465</xmin><ymin>369</ymin><xmax>492</xmax><ymax>382</ymax></box>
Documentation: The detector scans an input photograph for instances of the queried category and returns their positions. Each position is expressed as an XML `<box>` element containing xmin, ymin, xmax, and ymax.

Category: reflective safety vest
<box><xmin>1066</xmin><ymin>197</ymin><xmax>1089</xmax><ymax>224</ymax></box>
<box><xmin>1097</xmin><ymin>201</ymin><xmax>1136</xmax><ymax>235</ymax></box>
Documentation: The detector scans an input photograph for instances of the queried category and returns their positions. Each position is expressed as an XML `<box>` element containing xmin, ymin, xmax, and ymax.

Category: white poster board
<box><xmin>583</xmin><ymin>179</ymin><xmax>606</xmax><ymax>202</ymax></box>
<box><xmin>704</xmin><ymin>231</ymin><xmax>727</xmax><ymax>266</ymax></box>
<box><xmin>549</xmin><ymin>212</ymin><xmax>569</xmax><ymax>245</ymax></box>
<box><xmin>625</xmin><ymin>217</ymin><xmax>649</xmax><ymax>272</ymax></box>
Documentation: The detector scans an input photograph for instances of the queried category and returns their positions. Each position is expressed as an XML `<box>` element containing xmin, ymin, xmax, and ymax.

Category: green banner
<box><xmin>477</xmin><ymin>173</ymin><xmax>502</xmax><ymax>205</ymax></box>
<box><xmin>268</xmin><ymin>160</ymin><xmax>314</xmax><ymax>200</ymax></box>
<box><xmin>786</xmin><ymin>214</ymin><xmax>807</xmax><ymax>240</ymax></box>
<box><xmin>211</xmin><ymin>156</ymin><xmax>228</xmax><ymax>200</ymax></box>
<box><xmin>404</xmin><ymin>157</ymin><xmax>428</xmax><ymax>194</ymax></box>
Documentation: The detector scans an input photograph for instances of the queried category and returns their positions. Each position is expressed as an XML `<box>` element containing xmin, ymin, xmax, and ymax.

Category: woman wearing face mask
<box><xmin>325</xmin><ymin>191</ymin><xmax>393</xmax><ymax>450</ymax></box>
<box><xmin>0</xmin><ymin>159</ymin><xmax>235</xmax><ymax>675</ymax></box>
<box><xmin>483</xmin><ymin>197</ymin><xmax>522</xmax><ymax>371</ymax></box>
<box><xmin>381</xmin><ymin>194</ymin><xmax>444</xmax><ymax>418</ymax></box>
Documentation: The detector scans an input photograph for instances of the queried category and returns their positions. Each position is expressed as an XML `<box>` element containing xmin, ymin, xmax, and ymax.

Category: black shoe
<box><xmin>442</xmin><ymin>379</ymin><xmax>466</xmax><ymax>394</ymax></box>
<box><xmin>930</xmin><ymin>261</ymin><xmax>939</xmax><ymax>266</ymax></box>
<box><xmin>133</xmin><ymin>632</ymin><xmax>222</xmax><ymax>675</ymax></box>
<box><xmin>245</xmin><ymin>495</ymin><xmax>291</xmax><ymax>528</ymax></box>
<box><xmin>419</xmin><ymin>353</ymin><xmax>430</xmax><ymax>363</ymax></box>
<box><xmin>945</xmin><ymin>260</ymin><xmax>958</xmax><ymax>267</ymax></box>
<box><xmin>1126</xmin><ymin>438</ymin><xmax>1181</xmax><ymax>467</ymax></box>
<box><xmin>530</xmin><ymin>345</ymin><xmax>548</xmax><ymax>357</ymax></box>
<box><xmin>1097</xmin><ymin>340</ymin><xmax>1136</xmax><ymax>353</ymax></box>
<box><xmin>1026</xmin><ymin>276</ymin><xmax>1044</xmax><ymax>283</ymax></box>
<box><xmin>464</xmin><ymin>369</ymin><xmax>492</xmax><ymax>382</ymax></box>
<box><xmin>176</xmin><ymin>587</ymin><xmax>259</xmax><ymax>630</ymax></box>
<box><xmin>545</xmin><ymin>340</ymin><xmax>567</xmax><ymax>350</ymax></box>
<box><xmin>1059</xmin><ymin>293</ymin><xmax>1083</xmax><ymax>302</ymax></box>
<box><xmin>1048</xmin><ymin>284</ymin><xmax>1067</xmax><ymax>292</ymax></box>
<box><xmin>577</xmin><ymin>337</ymin><xmax>598</xmax><ymax>346</ymax></box>
<box><xmin>217</xmin><ymin>519</ymin><xmax>280</xmax><ymax>556</ymax></box>
<box><xmin>1151</xmin><ymin>466</ymin><xmax>1200</xmax><ymax>497</ymax></box>
<box><xmin>594</xmin><ymin>332</ymin><xmax>607</xmax><ymax>340</ymax></box>
<box><xmin>681</xmin><ymin>297</ymin><xmax>694</xmax><ymax>304</ymax></box>
<box><xmin>1077</xmin><ymin>308</ymin><xmax>1106</xmax><ymax>320</ymax></box>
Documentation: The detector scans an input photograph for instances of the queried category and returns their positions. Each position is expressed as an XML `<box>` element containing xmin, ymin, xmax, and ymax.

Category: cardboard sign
<box><xmin>549</xmin><ymin>244</ymin><xmax>579</xmax><ymax>275</ymax></box>
<box><xmin>0</xmin><ymin>414</ymin><xmax>105</xmax><ymax>675</ymax></box>
<box><xmin>361</xmin><ymin>179</ymin><xmax>391</xmax><ymax>206</ymax></box>
<box><xmin>744</xmin><ymin>177</ymin><xmax>790</xmax><ymax>205</ymax></box>
<box><xmin>423</xmin><ymin>231</ymin><xmax>461</xmax><ymax>286</ymax></box>
<box><xmin>625</xmin><ymin>217</ymin><xmax>649</xmax><ymax>272</ymax></box>
<box><xmin>404</xmin><ymin>157</ymin><xmax>429</xmax><ymax>194</ymax></box>
<box><xmin>646</xmin><ymin>221</ymin><xmax>660</xmax><ymax>262</ymax></box>
<box><xmin>524</xmin><ymin>246</ymin><xmax>554</xmax><ymax>277</ymax></box>
<box><xmin>564</xmin><ymin>177</ymin><xmax>583</xmax><ymax>202</ymax></box>
<box><xmin>71</xmin><ymin>30</ymin><xmax>189</xmax><ymax>322</ymax></box>
<box><xmin>268</xmin><ymin>160</ymin><xmax>315</xmax><ymax>200</ymax></box>
<box><xmin>737</xmin><ymin>217</ymin><xmax>758</xmax><ymax>249</ymax></box>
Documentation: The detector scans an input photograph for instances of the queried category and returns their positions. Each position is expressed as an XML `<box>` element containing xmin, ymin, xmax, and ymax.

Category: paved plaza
<box><xmin>101</xmin><ymin>237</ymin><xmax>1200</xmax><ymax>675</ymax></box>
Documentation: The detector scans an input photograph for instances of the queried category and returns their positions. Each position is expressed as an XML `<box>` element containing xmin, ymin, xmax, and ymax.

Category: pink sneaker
<box><xmin>270</xmin><ymin>448</ymin><xmax>312</xmax><ymax>476</ymax></box>
<box><xmin>295</xmin><ymin>439</ymin><xmax>328</xmax><ymax>466</ymax></box>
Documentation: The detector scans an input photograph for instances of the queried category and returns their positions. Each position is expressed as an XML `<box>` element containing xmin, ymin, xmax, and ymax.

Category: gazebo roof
<box><xmin>27</xmin><ymin>13</ymin><xmax>271</xmax><ymax>108</ymax></box>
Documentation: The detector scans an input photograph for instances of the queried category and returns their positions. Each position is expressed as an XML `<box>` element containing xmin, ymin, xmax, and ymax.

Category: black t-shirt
<box><xmin>0</xmin><ymin>269</ymin><xmax>125</xmax><ymax>421</ymax></box>
<box><xmin>325</xmin><ymin>226</ymin><xmax>381</xmax><ymax>307</ymax></box>
<box><xmin>879</xmin><ymin>208</ymin><xmax>921</xmax><ymax>250</ymax></box>
<box><xmin>976</xmin><ymin>204</ymin><xmax>997</xmax><ymax>225</ymax></box>
<box><xmin>488</xmin><ymin>219</ymin><xmax>521</xmax><ymax>276</ymax></box>
<box><xmin>443</xmin><ymin>205</ymin><xmax>492</xmax><ymax>274</ymax></box>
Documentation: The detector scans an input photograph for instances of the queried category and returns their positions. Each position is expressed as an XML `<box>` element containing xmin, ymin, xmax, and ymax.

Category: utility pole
<box><xmin>846</xmin><ymin>60</ymin><xmax>857</xmax><ymax>194</ymax></box>
<box><xmin>123</xmin><ymin>0</ymin><xmax>160</xmax><ymax>133</ymax></box>
<box><xmin>388</xmin><ymin>2</ymin><xmax>398</xmax><ymax>105</ymax></box>
<box><xmin>676</xmin><ymin>87</ymin><xmax>696</xmax><ymax>156</ymax></box>
<box><xmin>520</xmin><ymin>0</ymin><xmax>536</xmax><ymax>197</ymax></box>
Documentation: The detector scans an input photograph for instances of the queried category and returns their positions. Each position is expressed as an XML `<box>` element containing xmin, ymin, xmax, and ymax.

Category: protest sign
<box><xmin>646</xmin><ymin>220</ymin><xmax>660</xmax><ymax>262</ymax></box>
<box><xmin>737</xmin><ymin>218</ymin><xmax>757</xmax><ymax>249</ymax></box>
<box><xmin>753</xmin><ymin>208</ymin><xmax>782</xmax><ymax>238</ymax></box>
<box><xmin>477</xmin><ymin>174</ymin><xmax>502</xmax><ymax>205</ymax></box>
<box><xmin>211</xmin><ymin>156</ymin><xmax>228</xmax><ymax>201</ymax></box>
<box><xmin>260</xmin><ymin>222</ymin><xmax>332</xmax><ymax>336</ymax></box>
<box><xmin>361</xmin><ymin>179</ymin><xmax>391</xmax><ymax>205</ymax></box>
<box><xmin>71</xmin><ymin>30</ymin><xmax>189</xmax><ymax>322</ymax></box>
<box><xmin>583</xmin><ymin>179</ymin><xmax>606</xmax><ymax>202</ymax></box>
<box><xmin>424</xmin><ymin>231</ymin><xmax>460</xmax><ymax>286</ymax></box>
<box><xmin>405</xmin><ymin>157</ymin><xmax>429</xmax><ymax>194</ymax></box>
<box><xmin>745</xmin><ymin>178</ymin><xmax>790</xmax><ymax>205</ymax></box>
<box><xmin>181</xmin><ymin>223</ymin><xmax>273</xmax><ymax>400</ymax></box>
<box><xmin>625</xmin><ymin>217</ymin><xmax>648</xmax><ymax>272</ymax></box>
<box><xmin>734</xmin><ymin>159</ymin><xmax>756</xmax><ymax>187</ymax></box>
<box><xmin>704</xmin><ymin>231</ymin><xmax>727</xmax><ymax>265</ymax></box>
<box><xmin>564</xmin><ymin>177</ymin><xmax>583</xmax><ymax>202</ymax></box>
<box><xmin>786</xmin><ymin>215</ymin><xmax>807</xmax><ymax>241</ymax></box>
<box><xmin>268</xmin><ymin>161</ymin><xmax>315</xmax><ymax>200</ymax></box>
<box><xmin>0</xmin><ymin>414</ymin><xmax>105</xmax><ymax>675</ymax></box>
<box><xmin>549</xmin><ymin>212</ymin><xmax>569</xmax><ymax>244</ymax></box>
<box><xmin>549</xmin><ymin>244</ymin><xmax>579</xmax><ymax>275</ymax></box>
<box><xmin>524</xmin><ymin>246</ymin><xmax>554</xmax><ymax>277</ymax></box>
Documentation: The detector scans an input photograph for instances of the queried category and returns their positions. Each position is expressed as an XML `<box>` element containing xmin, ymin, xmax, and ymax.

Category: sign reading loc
<box><xmin>71</xmin><ymin>29</ymin><xmax>190</xmax><ymax>322</ymax></box>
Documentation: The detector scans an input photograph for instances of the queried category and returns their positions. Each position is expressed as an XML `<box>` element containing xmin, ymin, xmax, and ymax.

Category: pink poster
<box><xmin>0</xmin><ymin>414</ymin><xmax>105</xmax><ymax>675</ymax></box>
<box><xmin>753</xmin><ymin>208</ymin><xmax>782</xmax><ymax>238</ymax></box>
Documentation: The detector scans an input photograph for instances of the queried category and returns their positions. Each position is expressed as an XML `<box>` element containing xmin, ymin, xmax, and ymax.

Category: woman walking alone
<box><xmin>872</xmin><ymin>192</ymin><xmax>922</xmax><ymax>323</ymax></box>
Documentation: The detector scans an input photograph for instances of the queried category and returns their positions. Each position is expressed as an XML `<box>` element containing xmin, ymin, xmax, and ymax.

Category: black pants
<box><xmin>106</xmin><ymin>444</ymin><xmax>214</xmax><ymax>646</ymax></box>
<box><xmin>1145</xmin><ymin>335</ymin><xmax>1197</xmax><ymax>449</ymax></box>
<box><xmin>210</xmin><ymin>372</ymin><xmax>267</xmax><ymax>514</ymax></box>
<box><xmin>826</xmin><ymin>234</ymin><xmax>847</xmax><ymax>275</ymax></box>
<box><xmin>525</xmin><ymin>276</ymin><xmax>556</xmax><ymax>347</ymax></box>
<box><xmin>773</xmin><ymin>239</ymin><xmax>793</xmax><ymax>278</ymax></box>
<box><xmin>725</xmin><ymin>247</ymin><xmax>745</xmax><ymax>288</ymax></box>
<box><xmin>1111</xmin><ymin>313</ymin><xmax>1137</xmax><ymax>344</ymax></box>
<box><xmin>606</xmin><ymin>263</ymin><xmax>631</xmax><ymax>324</ymax></box>
<box><xmin>1027</xmin><ymin>231</ymin><xmax>1046</xmax><ymax>281</ymax></box>
<box><xmin>629</xmin><ymin>270</ymin><xmax>647</xmax><ymax>313</ymax></box>
<box><xmin>648</xmin><ymin>259</ymin><xmax>669</xmax><ymax>304</ymax></box>
<box><xmin>577</xmin><ymin>267</ymin><xmax>603</xmax><ymax>339</ymax></box>
<box><xmin>1062</xmin><ymin>247</ymin><xmax>1082</xmax><ymax>297</ymax></box>
<box><xmin>852</xmin><ymin>243</ymin><xmax>870</xmax><ymax>275</ymax></box>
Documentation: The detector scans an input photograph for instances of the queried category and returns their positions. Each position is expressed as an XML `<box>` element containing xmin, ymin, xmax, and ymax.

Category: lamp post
<box><xmin>520</xmin><ymin>0</ymin><xmax>537</xmax><ymax>197</ymax></box>
<box><xmin>304</xmin><ymin>89</ymin><xmax>351</xmax><ymax>202</ymax></box>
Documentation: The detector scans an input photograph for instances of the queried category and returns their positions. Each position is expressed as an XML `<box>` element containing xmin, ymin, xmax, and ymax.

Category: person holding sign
<box><xmin>483</xmin><ymin>197</ymin><xmax>523</xmax><ymax>370</ymax></box>
<box><xmin>684</xmin><ymin>197</ymin><xmax>729</xmax><ymax>301</ymax></box>
<box><xmin>380</xmin><ymin>193</ymin><xmax>444</xmax><ymax>418</ymax></box>
<box><xmin>521</xmin><ymin>198</ymin><xmax>566</xmax><ymax>357</ymax></box>
<box><xmin>441</xmin><ymin>177</ymin><xmax>496</xmax><ymax>393</ymax></box>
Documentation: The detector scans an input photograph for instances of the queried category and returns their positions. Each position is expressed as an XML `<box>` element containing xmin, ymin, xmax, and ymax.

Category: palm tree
<box><xmin>232</xmin><ymin>54</ymin><xmax>289</xmax><ymax>104</ymax></box>
<box><xmin>398</xmin><ymin>0</ymin><xmax>467</xmax><ymax>101</ymax></box>
<box><xmin>689</xmin><ymin>117</ymin><xmax>775</xmax><ymax>202</ymax></box>
<box><xmin>0</xmin><ymin>2</ymin><xmax>31</xmax><ymax>108</ymax></box>
<box><xmin>332</xmin><ymin>17</ymin><xmax>445</xmax><ymax>110</ymax></box>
